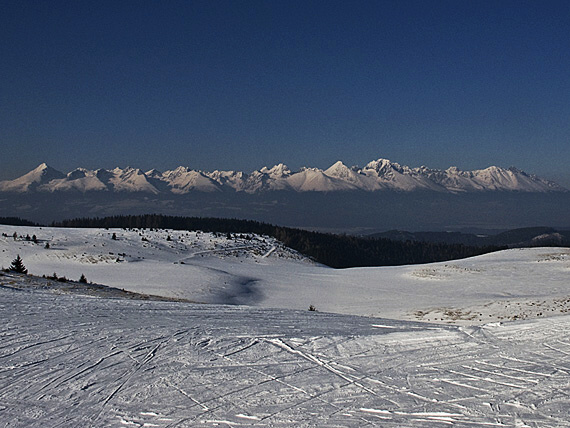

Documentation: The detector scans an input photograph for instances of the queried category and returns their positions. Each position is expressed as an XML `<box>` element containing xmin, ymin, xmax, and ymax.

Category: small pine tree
<box><xmin>112</xmin><ymin>233</ymin><xmax>117</xmax><ymax>240</ymax></box>
<box><xmin>9</xmin><ymin>255</ymin><xmax>27</xmax><ymax>274</ymax></box>
<box><xmin>79</xmin><ymin>274</ymin><xmax>88</xmax><ymax>283</ymax></box>
<box><xmin>44</xmin><ymin>242</ymin><xmax>50</xmax><ymax>249</ymax></box>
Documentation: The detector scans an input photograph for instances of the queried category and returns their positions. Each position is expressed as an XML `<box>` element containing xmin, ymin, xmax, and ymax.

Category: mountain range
<box><xmin>0</xmin><ymin>159</ymin><xmax>566</xmax><ymax>194</ymax></box>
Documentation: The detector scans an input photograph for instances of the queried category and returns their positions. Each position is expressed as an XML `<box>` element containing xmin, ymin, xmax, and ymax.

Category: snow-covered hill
<box><xmin>1</xmin><ymin>159</ymin><xmax>565</xmax><ymax>194</ymax></box>
<box><xmin>2</xmin><ymin>225</ymin><xmax>570</xmax><ymax>426</ymax></box>
<box><xmin>2</xmin><ymin>225</ymin><xmax>569</xmax><ymax>323</ymax></box>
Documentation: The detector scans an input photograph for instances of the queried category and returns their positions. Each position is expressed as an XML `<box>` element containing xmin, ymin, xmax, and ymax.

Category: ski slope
<box><xmin>1</xmin><ymin>225</ymin><xmax>570</xmax><ymax>426</ymax></box>
<box><xmin>2</xmin><ymin>283</ymin><xmax>570</xmax><ymax>427</ymax></box>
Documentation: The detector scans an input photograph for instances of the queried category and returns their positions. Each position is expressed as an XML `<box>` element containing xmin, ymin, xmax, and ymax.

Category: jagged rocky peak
<box><xmin>145</xmin><ymin>168</ymin><xmax>163</xmax><ymax>178</ymax></box>
<box><xmin>29</xmin><ymin>163</ymin><xmax>66</xmax><ymax>180</ymax></box>
<box><xmin>364</xmin><ymin>158</ymin><xmax>402</xmax><ymax>174</ymax></box>
<box><xmin>95</xmin><ymin>168</ymin><xmax>113</xmax><ymax>181</ymax></box>
<box><xmin>162</xmin><ymin>166</ymin><xmax>190</xmax><ymax>179</ymax></box>
<box><xmin>0</xmin><ymin>159</ymin><xmax>566</xmax><ymax>194</ymax></box>
<box><xmin>115</xmin><ymin>166</ymin><xmax>145</xmax><ymax>176</ymax></box>
<box><xmin>260</xmin><ymin>163</ymin><xmax>291</xmax><ymax>178</ymax></box>
<box><xmin>445</xmin><ymin>166</ymin><xmax>461</xmax><ymax>174</ymax></box>
<box><xmin>66</xmin><ymin>168</ymin><xmax>89</xmax><ymax>180</ymax></box>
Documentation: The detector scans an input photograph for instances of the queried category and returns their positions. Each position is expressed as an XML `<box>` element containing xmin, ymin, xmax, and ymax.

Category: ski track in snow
<box><xmin>0</xmin><ymin>226</ymin><xmax>570</xmax><ymax>426</ymax></box>
<box><xmin>1</xmin><ymin>288</ymin><xmax>570</xmax><ymax>427</ymax></box>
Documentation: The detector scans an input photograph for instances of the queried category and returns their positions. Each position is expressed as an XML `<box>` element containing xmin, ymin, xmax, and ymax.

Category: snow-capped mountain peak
<box><xmin>66</xmin><ymin>168</ymin><xmax>88</xmax><ymax>180</ymax></box>
<box><xmin>107</xmin><ymin>167</ymin><xmax>160</xmax><ymax>194</ymax></box>
<box><xmin>161</xmin><ymin>167</ymin><xmax>220</xmax><ymax>193</ymax></box>
<box><xmin>260</xmin><ymin>163</ymin><xmax>292</xmax><ymax>178</ymax></box>
<box><xmin>145</xmin><ymin>168</ymin><xmax>163</xmax><ymax>178</ymax></box>
<box><xmin>31</xmin><ymin>163</ymin><xmax>66</xmax><ymax>181</ymax></box>
<box><xmin>324</xmin><ymin>161</ymin><xmax>351</xmax><ymax>176</ymax></box>
<box><xmin>0</xmin><ymin>159</ymin><xmax>566</xmax><ymax>194</ymax></box>
<box><xmin>0</xmin><ymin>163</ymin><xmax>65</xmax><ymax>192</ymax></box>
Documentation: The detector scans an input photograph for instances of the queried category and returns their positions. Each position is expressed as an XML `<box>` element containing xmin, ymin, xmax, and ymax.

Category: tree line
<box><xmin>0</xmin><ymin>217</ymin><xmax>38</xmax><ymax>226</ymax></box>
<box><xmin>52</xmin><ymin>214</ymin><xmax>505</xmax><ymax>268</ymax></box>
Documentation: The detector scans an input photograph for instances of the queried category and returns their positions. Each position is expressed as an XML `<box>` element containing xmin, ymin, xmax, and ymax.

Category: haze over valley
<box><xmin>1</xmin><ymin>160</ymin><xmax>568</xmax><ymax>232</ymax></box>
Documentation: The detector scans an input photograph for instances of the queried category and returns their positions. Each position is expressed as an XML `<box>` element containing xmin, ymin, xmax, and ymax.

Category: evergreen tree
<box><xmin>79</xmin><ymin>274</ymin><xmax>88</xmax><ymax>283</ymax></box>
<box><xmin>9</xmin><ymin>255</ymin><xmax>27</xmax><ymax>274</ymax></box>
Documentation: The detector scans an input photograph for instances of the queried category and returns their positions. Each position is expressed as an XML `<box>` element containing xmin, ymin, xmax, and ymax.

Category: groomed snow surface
<box><xmin>1</xmin><ymin>226</ymin><xmax>570</xmax><ymax>426</ymax></box>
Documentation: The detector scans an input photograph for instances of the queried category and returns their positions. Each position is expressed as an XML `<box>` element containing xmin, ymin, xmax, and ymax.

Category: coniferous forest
<box><xmin>0</xmin><ymin>217</ymin><xmax>38</xmax><ymax>226</ymax></box>
<box><xmin>52</xmin><ymin>214</ymin><xmax>504</xmax><ymax>268</ymax></box>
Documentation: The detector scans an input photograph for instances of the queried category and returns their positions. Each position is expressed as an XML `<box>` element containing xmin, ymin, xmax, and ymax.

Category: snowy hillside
<box><xmin>2</xmin><ymin>225</ymin><xmax>570</xmax><ymax>426</ymax></box>
<box><xmin>2</xmin><ymin>260</ymin><xmax>570</xmax><ymax>426</ymax></box>
<box><xmin>1</xmin><ymin>225</ymin><xmax>569</xmax><ymax>323</ymax></box>
<box><xmin>1</xmin><ymin>159</ymin><xmax>565</xmax><ymax>194</ymax></box>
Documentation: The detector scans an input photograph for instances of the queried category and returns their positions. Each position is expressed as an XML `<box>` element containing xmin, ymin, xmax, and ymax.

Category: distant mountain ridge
<box><xmin>0</xmin><ymin>159</ymin><xmax>566</xmax><ymax>194</ymax></box>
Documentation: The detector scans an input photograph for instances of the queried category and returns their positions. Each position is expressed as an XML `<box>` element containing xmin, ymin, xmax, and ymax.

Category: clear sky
<box><xmin>1</xmin><ymin>0</ymin><xmax>569</xmax><ymax>186</ymax></box>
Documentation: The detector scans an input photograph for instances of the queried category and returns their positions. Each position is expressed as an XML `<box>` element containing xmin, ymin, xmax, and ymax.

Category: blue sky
<box><xmin>1</xmin><ymin>0</ymin><xmax>569</xmax><ymax>186</ymax></box>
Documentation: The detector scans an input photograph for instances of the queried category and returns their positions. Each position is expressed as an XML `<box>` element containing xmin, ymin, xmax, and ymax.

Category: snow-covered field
<box><xmin>1</xmin><ymin>225</ymin><xmax>569</xmax><ymax>323</ymax></box>
<box><xmin>1</xmin><ymin>225</ymin><xmax>570</xmax><ymax>426</ymax></box>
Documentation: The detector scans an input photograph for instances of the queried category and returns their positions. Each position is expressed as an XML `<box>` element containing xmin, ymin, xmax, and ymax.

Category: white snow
<box><xmin>1</xmin><ymin>158</ymin><xmax>566</xmax><ymax>194</ymax></box>
<box><xmin>108</xmin><ymin>167</ymin><xmax>161</xmax><ymax>194</ymax></box>
<box><xmin>161</xmin><ymin>167</ymin><xmax>221</xmax><ymax>193</ymax></box>
<box><xmin>1</xmin><ymin>225</ymin><xmax>570</xmax><ymax>426</ymax></box>
<box><xmin>1</xmin><ymin>225</ymin><xmax>569</xmax><ymax>323</ymax></box>
<box><xmin>0</xmin><ymin>163</ymin><xmax>65</xmax><ymax>192</ymax></box>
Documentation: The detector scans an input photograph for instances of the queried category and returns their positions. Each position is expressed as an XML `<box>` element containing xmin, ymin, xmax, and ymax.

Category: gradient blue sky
<box><xmin>1</xmin><ymin>0</ymin><xmax>569</xmax><ymax>186</ymax></box>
